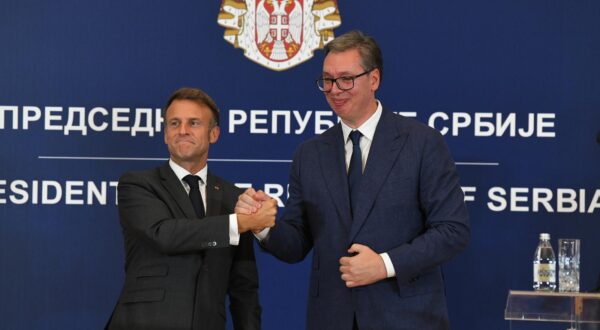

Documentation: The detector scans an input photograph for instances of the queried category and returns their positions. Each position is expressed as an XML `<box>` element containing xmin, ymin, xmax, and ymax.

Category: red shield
<box><xmin>255</xmin><ymin>0</ymin><xmax>304</xmax><ymax>61</ymax></box>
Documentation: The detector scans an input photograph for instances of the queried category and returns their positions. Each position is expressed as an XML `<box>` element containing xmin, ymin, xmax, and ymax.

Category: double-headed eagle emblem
<box><xmin>218</xmin><ymin>0</ymin><xmax>341</xmax><ymax>71</ymax></box>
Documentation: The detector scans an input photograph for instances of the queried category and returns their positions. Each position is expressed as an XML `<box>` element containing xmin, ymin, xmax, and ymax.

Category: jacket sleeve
<box><xmin>387</xmin><ymin>129</ymin><xmax>470</xmax><ymax>286</ymax></box>
<box><xmin>261</xmin><ymin>143</ymin><xmax>314</xmax><ymax>264</ymax></box>
<box><xmin>118</xmin><ymin>171</ymin><xmax>230</xmax><ymax>255</ymax></box>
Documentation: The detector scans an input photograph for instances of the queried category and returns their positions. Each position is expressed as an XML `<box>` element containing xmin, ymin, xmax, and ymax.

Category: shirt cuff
<box><xmin>380</xmin><ymin>252</ymin><xmax>396</xmax><ymax>278</ymax></box>
<box><xmin>229</xmin><ymin>214</ymin><xmax>240</xmax><ymax>246</ymax></box>
<box><xmin>254</xmin><ymin>227</ymin><xmax>270</xmax><ymax>241</ymax></box>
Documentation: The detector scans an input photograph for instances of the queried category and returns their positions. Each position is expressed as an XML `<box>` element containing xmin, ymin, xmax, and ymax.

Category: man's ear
<box><xmin>370</xmin><ymin>68</ymin><xmax>381</xmax><ymax>92</ymax></box>
<box><xmin>209</xmin><ymin>125</ymin><xmax>220</xmax><ymax>144</ymax></box>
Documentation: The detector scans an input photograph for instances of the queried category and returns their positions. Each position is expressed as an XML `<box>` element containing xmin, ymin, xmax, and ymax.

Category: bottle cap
<box><xmin>540</xmin><ymin>233</ymin><xmax>550</xmax><ymax>240</ymax></box>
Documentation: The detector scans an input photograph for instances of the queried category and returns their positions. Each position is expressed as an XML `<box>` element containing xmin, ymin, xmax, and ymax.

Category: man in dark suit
<box><xmin>107</xmin><ymin>87</ymin><xmax>277</xmax><ymax>330</ymax></box>
<box><xmin>237</xmin><ymin>31</ymin><xmax>470</xmax><ymax>329</ymax></box>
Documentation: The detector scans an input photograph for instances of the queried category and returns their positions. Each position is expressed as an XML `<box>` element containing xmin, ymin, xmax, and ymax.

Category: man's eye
<box><xmin>169</xmin><ymin>121</ymin><xmax>179</xmax><ymax>127</ymax></box>
<box><xmin>191</xmin><ymin>120</ymin><xmax>201</xmax><ymax>126</ymax></box>
<box><xmin>339</xmin><ymin>77</ymin><xmax>353</xmax><ymax>82</ymax></box>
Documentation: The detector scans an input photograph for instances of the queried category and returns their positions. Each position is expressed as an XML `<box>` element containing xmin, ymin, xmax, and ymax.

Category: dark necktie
<box><xmin>182</xmin><ymin>175</ymin><xmax>206</xmax><ymax>218</ymax></box>
<box><xmin>347</xmin><ymin>130</ymin><xmax>363</xmax><ymax>202</ymax></box>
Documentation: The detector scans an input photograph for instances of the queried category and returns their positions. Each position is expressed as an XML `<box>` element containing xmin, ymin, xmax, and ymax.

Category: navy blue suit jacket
<box><xmin>263</xmin><ymin>109</ymin><xmax>470</xmax><ymax>330</ymax></box>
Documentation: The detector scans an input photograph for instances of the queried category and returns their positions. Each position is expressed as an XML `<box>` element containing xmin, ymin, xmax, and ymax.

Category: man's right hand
<box><xmin>235</xmin><ymin>188</ymin><xmax>271</xmax><ymax>215</ymax></box>
<box><xmin>237</xmin><ymin>197</ymin><xmax>277</xmax><ymax>233</ymax></box>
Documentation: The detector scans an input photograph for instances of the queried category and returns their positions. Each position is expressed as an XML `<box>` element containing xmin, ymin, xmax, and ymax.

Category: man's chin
<box><xmin>172</xmin><ymin>150</ymin><xmax>197</xmax><ymax>162</ymax></box>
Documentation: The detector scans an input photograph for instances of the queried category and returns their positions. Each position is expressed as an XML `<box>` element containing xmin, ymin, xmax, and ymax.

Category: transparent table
<box><xmin>505</xmin><ymin>290</ymin><xmax>600</xmax><ymax>330</ymax></box>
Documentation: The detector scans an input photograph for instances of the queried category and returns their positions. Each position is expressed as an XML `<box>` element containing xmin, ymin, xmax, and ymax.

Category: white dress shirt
<box><xmin>169</xmin><ymin>159</ymin><xmax>240</xmax><ymax>246</ymax></box>
<box><xmin>340</xmin><ymin>101</ymin><xmax>396</xmax><ymax>278</ymax></box>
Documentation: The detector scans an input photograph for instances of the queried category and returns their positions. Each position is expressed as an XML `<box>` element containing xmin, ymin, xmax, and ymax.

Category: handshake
<box><xmin>236</xmin><ymin>188</ymin><xmax>277</xmax><ymax>234</ymax></box>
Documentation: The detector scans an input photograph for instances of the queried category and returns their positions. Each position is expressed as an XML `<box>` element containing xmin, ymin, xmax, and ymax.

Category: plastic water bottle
<box><xmin>533</xmin><ymin>233</ymin><xmax>556</xmax><ymax>291</ymax></box>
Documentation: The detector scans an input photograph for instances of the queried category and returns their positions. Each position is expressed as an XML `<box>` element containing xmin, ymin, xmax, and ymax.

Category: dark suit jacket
<box><xmin>263</xmin><ymin>109</ymin><xmax>470</xmax><ymax>330</ymax></box>
<box><xmin>107</xmin><ymin>163</ymin><xmax>261</xmax><ymax>330</ymax></box>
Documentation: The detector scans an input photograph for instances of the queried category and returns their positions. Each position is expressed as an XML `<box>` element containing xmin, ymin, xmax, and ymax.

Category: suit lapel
<box><xmin>159</xmin><ymin>163</ymin><xmax>197</xmax><ymax>219</ymax></box>
<box><xmin>205</xmin><ymin>173</ymin><xmax>223</xmax><ymax>217</ymax></box>
<box><xmin>348</xmin><ymin>110</ymin><xmax>409</xmax><ymax>244</ymax></box>
<box><xmin>317</xmin><ymin>125</ymin><xmax>353</xmax><ymax>230</ymax></box>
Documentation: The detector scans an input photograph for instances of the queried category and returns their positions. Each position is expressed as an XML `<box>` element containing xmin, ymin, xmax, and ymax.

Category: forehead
<box><xmin>165</xmin><ymin>99</ymin><xmax>211</xmax><ymax>119</ymax></box>
<box><xmin>323</xmin><ymin>49</ymin><xmax>363</xmax><ymax>75</ymax></box>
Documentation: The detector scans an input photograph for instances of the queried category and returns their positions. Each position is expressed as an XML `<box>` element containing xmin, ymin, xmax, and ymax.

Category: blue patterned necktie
<box><xmin>347</xmin><ymin>130</ymin><xmax>363</xmax><ymax>204</ymax></box>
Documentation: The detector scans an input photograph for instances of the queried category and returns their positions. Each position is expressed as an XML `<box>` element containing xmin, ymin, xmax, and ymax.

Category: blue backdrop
<box><xmin>1</xmin><ymin>1</ymin><xmax>599</xmax><ymax>329</ymax></box>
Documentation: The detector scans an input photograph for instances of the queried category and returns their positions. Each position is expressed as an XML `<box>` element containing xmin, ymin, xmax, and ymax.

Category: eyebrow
<box><xmin>166</xmin><ymin>117</ymin><xmax>203</xmax><ymax>123</ymax></box>
<box><xmin>167</xmin><ymin>116</ymin><xmax>201</xmax><ymax>120</ymax></box>
<box><xmin>322</xmin><ymin>71</ymin><xmax>356</xmax><ymax>77</ymax></box>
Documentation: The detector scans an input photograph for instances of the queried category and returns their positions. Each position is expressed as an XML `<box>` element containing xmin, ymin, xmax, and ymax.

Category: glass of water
<box><xmin>558</xmin><ymin>238</ymin><xmax>580</xmax><ymax>292</ymax></box>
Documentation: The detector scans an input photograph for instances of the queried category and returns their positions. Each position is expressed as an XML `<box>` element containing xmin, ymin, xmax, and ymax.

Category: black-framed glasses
<box><xmin>316</xmin><ymin>69</ymin><xmax>373</xmax><ymax>92</ymax></box>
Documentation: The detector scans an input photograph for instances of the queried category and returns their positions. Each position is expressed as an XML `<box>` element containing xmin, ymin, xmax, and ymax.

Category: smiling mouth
<box><xmin>331</xmin><ymin>98</ymin><xmax>347</xmax><ymax>107</ymax></box>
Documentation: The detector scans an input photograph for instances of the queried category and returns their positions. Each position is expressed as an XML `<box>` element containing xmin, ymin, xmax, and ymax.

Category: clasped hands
<box><xmin>236</xmin><ymin>188</ymin><xmax>276</xmax><ymax>233</ymax></box>
<box><xmin>236</xmin><ymin>188</ymin><xmax>387</xmax><ymax>288</ymax></box>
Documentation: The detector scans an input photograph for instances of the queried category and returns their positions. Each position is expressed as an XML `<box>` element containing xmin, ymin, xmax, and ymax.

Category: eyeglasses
<box><xmin>316</xmin><ymin>69</ymin><xmax>373</xmax><ymax>92</ymax></box>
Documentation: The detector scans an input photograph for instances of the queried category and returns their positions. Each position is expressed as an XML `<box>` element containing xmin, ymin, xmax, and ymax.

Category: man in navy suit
<box><xmin>238</xmin><ymin>31</ymin><xmax>470</xmax><ymax>329</ymax></box>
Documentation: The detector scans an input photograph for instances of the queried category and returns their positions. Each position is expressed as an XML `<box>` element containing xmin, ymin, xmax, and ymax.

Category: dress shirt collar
<box><xmin>341</xmin><ymin>100</ymin><xmax>383</xmax><ymax>143</ymax></box>
<box><xmin>169</xmin><ymin>159</ymin><xmax>208</xmax><ymax>185</ymax></box>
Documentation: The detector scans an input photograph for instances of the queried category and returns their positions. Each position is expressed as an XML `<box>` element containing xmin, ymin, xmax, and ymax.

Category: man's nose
<box><xmin>178</xmin><ymin>123</ymin><xmax>189</xmax><ymax>134</ymax></box>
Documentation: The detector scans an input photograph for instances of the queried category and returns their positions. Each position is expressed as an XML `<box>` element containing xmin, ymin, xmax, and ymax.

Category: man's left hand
<box><xmin>339</xmin><ymin>244</ymin><xmax>387</xmax><ymax>288</ymax></box>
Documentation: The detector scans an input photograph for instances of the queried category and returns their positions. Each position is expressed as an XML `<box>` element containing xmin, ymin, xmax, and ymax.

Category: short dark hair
<box><xmin>324</xmin><ymin>30</ymin><xmax>383</xmax><ymax>81</ymax></box>
<box><xmin>163</xmin><ymin>87</ymin><xmax>220</xmax><ymax>126</ymax></box>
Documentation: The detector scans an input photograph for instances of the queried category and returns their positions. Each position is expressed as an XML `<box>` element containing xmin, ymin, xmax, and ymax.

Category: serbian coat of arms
<box><xmin>218</xmin><ymin>0</ymin><xmax>341</xmax><ymax>71</ymax></box>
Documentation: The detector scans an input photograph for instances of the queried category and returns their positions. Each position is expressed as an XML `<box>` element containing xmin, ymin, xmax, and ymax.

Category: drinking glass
<box><xmin>558</xmin><ymin>238</ymin><xmax>580</xmax><ymax>292</ymax></box>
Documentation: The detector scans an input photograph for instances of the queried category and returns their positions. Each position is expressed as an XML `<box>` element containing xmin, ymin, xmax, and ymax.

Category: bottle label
<box><xmin>534</xmin><ymin>263</ymin><xmax>556</xmax><ymax>282</ymax></box>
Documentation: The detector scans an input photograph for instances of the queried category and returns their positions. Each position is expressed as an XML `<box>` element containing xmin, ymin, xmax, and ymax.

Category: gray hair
<box><xmin>324</xmin><ymin>30</ymin><xmax>383</xmax><ymax>81</ymax></box>
<box><xmin>163</xmin><ymin>87</ymin><xmax>220</xmax><ymax>127</ymax></box>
